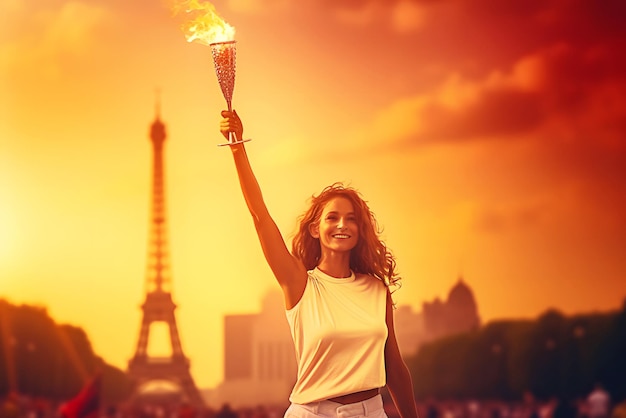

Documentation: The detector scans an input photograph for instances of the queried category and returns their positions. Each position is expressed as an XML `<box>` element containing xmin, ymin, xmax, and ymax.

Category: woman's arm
<box><xmin>220</xmin><ymin>110</ymin><xmax>307</xmax><ymax>308</ymax></box>
<box><xmin>385</xmin><ymin>291</ymin><xmax>420</xmax><ymax>418</ymax></box>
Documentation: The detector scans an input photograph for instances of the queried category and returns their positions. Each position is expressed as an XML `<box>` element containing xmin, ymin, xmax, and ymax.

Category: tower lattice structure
<box><xmin>127</xmin><ymin>104</ymin><xmax>204</xmax><ymax>407</ymax></box>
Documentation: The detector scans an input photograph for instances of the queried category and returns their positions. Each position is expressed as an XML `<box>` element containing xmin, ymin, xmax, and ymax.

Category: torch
<box><xmin>209</xmin><ymin>40</ymin><xmax>250</xmax><ymax>146</ymax></box>
<box><xmin>175</xmin><ymin>0</ymin><xmax>250</xmax><ymax>146</ymax></box>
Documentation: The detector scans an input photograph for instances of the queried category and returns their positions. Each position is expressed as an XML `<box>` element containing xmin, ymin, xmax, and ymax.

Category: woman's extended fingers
<box><xmin>221</xmin><ymin>110</ymin><xmax>240</xmax><ymax>125</ymax></box>
<box><xmin>219</xmin><ymin>109</ymin><xmax>243</xmax><ymax>140</ymax></box>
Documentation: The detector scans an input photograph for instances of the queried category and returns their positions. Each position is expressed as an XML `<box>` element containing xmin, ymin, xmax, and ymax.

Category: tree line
<box><xmin>407</xmin><ymin>300</ymin><xmax>626</xmax><ymax>403</ymax></box>
<box><xmin>0</xmin><ymin>299</ymin><xmax>131</xmax><ymax>403</ymax></box>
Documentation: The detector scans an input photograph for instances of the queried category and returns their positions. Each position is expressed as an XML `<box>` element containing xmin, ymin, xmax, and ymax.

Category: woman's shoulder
<box><xmin>355</xmin><ymin>272</ymin><xmax>388</xmax><ymax>290</ymax></box>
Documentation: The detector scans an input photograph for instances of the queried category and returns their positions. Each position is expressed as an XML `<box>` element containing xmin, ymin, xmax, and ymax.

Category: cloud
<box><xmin>331</xmin><ymin>35</ymin><xmax>626</xmax><ymax>233</ymax></box>
<box><xmin>351</xmin><ymin>40</ymin><xmax>626</xmax><ymax>150</ymax></box>
<box><xmin>527</xmin><ymin>0</ymin><xmax>626</xmax><ymax>42</ymax></box>
<box><xmin>475</xmin><ymin>203</ymin><xmax>546</xmax><ymax>234</ymax></box>
<box><xmin>344</xmin><ymin>50</ymin><xmax>550</xmax><ymax>149</ymax></box>
<box><xmin>1</xmin><ymin>1</ymin><xmax>112</xmax><ymax>80</ymax></box>
<box><xmin>331</xmin><ymin>1</ymin><xmax>386</xmax><ymax>27</ymax></box>
<box><xmin>453</xmin><ymin>0</ymin><xmax>626</xmax><ymax>69</ymax></box>
<box><xmin>327</xmin><ymin>0</ymin><xmax>429</xmax><ymax>32</ymax></box>
<box><xmin>317</xmin><ymin>0</ymin><xmax>625</xmax><ymax>37</ymax></box>
<box><xmin>0</xmin><ymin>0</ymin><xmax>21</xmax><ymax>15</ymax></box>
<box><xmin>226</xmin><ymin>0</ymin><xmax>290</xmax><ymax>13</ymax></box>
<box><xmin>391</xmin><ymin>0</ymin><xmax>427</xmax><ymax>32</ymax></box>
<box><xmin>43</xmin><ymin>2</ymin><xmax>110</xmax><ymax>52</ymax></box>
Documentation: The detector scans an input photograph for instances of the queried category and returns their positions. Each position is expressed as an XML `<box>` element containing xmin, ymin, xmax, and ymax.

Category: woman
<box><xmin>219</xmin><ymin>110</ymin><xmax>419</xmax><ymax>418</ymax></box>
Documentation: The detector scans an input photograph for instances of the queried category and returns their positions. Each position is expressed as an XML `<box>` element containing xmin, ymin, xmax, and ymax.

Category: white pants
<box><xmin>284</xmin><ymin>394</ymin><xmax>388</xmax><ymax>418</ymax></box>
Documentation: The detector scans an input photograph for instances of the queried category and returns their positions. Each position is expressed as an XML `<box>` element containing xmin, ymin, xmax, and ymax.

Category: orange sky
<box><xmin>1</xmin><ymin>0</ymin><xmax>625</xmax><ymax>389</ymax></box>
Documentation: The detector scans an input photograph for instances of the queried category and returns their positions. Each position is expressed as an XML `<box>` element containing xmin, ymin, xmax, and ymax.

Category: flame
<box><xmin>172</xmin><ymin>0</ymin><xmax>235</xmax><ymax>45</ymax></box>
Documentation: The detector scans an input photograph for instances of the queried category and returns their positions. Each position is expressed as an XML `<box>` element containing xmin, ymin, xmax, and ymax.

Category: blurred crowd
<box><xmin>409</xmin><ymin>385</ymin><xmax>623</xmax><ymax>418</ymax></box>
<box><xmin>1</xmin><ymin>384</ymin><xmax>624</xmax><ymax>418</ymax></box>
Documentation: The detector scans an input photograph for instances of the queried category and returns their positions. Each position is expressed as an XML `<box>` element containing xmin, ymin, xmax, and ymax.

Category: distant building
<box><xmin>422</xmin><ymin>277</ymin><xmax>481</xmax><ymax>341</ymax></box>
<box><xmin>215</xmin><ymin>291</ymin><xmax>296</xmax><ymax>408</ymax></box>
<box><xmin>394</xmin><ymin>305</ymin><xmax>427</xmax><ymax>357</ymax></box>
<box><xmin>396</xmin><ymin>277</ymin><xmax>481</xmax><ymax>356</ymax></box>
<box><xmin>223</xmin><ymin>314</ymin><xmax>255</xmax><ymax>380</ymax></box>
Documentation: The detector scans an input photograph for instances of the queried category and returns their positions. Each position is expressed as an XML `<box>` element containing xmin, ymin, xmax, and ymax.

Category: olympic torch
<box><xmin>175</xmin><ymin>0</ymin><xmax>250</xmax><ymax>146</ymax></box>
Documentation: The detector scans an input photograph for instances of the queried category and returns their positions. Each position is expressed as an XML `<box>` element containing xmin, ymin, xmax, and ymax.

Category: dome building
<box><xmin>420</xmin><ymin>276</ymin><xmax>481</xmax><ymax>343</ymax></box>
<box><xmin>444</xmin><ymin>277</ymin><xmax>481</xmax><ymax>335</ymax></box>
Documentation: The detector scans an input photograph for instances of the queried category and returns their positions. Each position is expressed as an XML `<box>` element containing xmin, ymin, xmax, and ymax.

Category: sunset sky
<box><xmin>1</xmin><ymin>0</ymin><xmax>625</xmax><ymax>389</ymax></box>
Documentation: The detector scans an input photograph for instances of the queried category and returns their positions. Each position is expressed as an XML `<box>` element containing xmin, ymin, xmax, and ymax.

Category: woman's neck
<box><xmin>317</xmin><ymin>253</ymin><xmax>351</xmax><ymax>278</ymax></box>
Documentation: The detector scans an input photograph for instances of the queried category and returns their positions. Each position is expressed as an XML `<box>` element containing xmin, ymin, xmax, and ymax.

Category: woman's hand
<box><xmin>220</xmin><ymin>109</ymin><xmax>243</xmax><ymax>142</ymax></box>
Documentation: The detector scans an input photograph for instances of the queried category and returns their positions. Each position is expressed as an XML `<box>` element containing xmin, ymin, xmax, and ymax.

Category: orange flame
<box><xmin>172</xmin><ymin>0</ymin><xmax>236</xmax><ymax>45</ymax></box>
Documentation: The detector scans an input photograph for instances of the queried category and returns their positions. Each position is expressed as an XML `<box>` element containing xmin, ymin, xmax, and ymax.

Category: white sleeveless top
<box><xmin>285</xmin><ymin>267</ymin><xmax>388</xmax><ymax>404</ymax></box>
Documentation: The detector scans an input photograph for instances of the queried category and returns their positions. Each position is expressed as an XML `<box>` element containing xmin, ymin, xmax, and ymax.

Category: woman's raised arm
<box><xmin>220</xmin><ymin>110</ymin><xmax>307</xmax><ymax>308</ymax></box>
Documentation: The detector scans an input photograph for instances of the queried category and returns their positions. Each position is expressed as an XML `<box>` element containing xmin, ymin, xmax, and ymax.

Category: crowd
<box><xmin>0</xmin><ymin>384</ymin><xmax>624</xmax><ymax>418</ymax></box>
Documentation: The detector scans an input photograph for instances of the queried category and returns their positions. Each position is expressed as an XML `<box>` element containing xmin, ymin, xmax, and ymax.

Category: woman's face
<box><xmin>310</xmin><ymin>196</ymin><xmax>359</xmax><ymax>253</ymax></box>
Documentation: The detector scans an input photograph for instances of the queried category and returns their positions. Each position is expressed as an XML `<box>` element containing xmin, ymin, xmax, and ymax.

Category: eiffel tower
<box><xmin>127</xmin><ymin>101</ymin><xmax>204</xmax><ymax>407</ymax></box>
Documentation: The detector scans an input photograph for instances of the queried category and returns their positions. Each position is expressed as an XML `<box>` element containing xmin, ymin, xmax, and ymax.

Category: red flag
<box><xmin>59</xmin><ymin>372</ymin><xmax>102</xmax><ymax>418</ymax></box>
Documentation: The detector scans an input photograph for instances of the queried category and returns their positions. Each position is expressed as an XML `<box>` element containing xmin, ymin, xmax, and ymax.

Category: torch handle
<box><xmin>227</xmin><ymin>101</ymin><xmax>234</xmax><ymax>144</ymax></box>
<box><xmin>218</xmin><ymin>100</ymin><xmax>251</xmax><ymax>147</ymax></box>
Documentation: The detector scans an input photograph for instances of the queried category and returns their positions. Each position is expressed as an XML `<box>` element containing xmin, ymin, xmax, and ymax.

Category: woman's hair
<box><xmin>291</xmin><ymin>182</ymin><xmax>401</xmax><ymax>289</ymax></box>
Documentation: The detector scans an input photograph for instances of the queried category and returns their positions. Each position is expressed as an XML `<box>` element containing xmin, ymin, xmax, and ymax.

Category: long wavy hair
<box><xmin>291</xmin><ymin>183</ymin><xmax>401</xmax><ymax>289</ymax></box>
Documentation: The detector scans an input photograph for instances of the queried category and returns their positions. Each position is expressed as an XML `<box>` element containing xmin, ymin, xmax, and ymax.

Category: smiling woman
<box><xmin>218</xmin><ymin>110</ymin><xmax>419</xmax><ymax>418</ymax></box>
